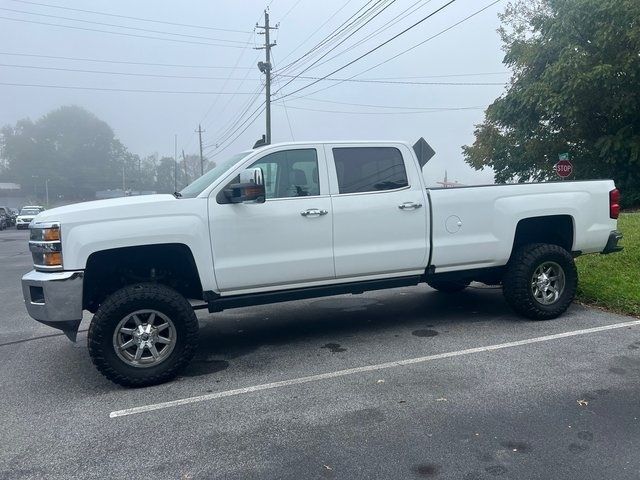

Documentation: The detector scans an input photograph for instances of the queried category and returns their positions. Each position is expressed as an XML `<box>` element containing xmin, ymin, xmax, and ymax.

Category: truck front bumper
<box><xmin>602</xmin><ymin>230</ymin><xmax>623</xmax><ymax>254</ymax></box>
<box><xmin>21</xmin><ymin>270</ymin><xmax>84</xmax><ymax>341</ymax></box>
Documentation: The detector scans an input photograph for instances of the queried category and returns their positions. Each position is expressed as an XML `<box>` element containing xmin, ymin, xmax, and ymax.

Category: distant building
<box><xmin>95</xmin><ymin>189</ymin><xmax>157</xmax><ymax>200</ymax></box>
<box><xmin>0</xmin><ymin>182</ymin><xmax>27</xmax><ymax>208</ymax></box>
<box><xmin>0</xmin><ymin>182</ymin><xmax>21</xmax><ymax>192</ymax></box>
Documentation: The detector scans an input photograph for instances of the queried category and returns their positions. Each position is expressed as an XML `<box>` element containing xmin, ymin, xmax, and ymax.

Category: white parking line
<box><xmin>110</xmin><ymin>319</ymin><xmax>640</xmax><ymax>418</ymax></box>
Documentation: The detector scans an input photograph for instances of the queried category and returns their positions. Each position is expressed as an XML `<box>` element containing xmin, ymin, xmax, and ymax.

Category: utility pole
<box><xmin>174</xmin><ymin>134</ymin><xmax>178</xmax><ymax>193</ymax></box>
<box><xmin>182</xmin><ymin>149</ymin><xmax>189</xmax><ymax>185</ymax></box>
<box><xmin>196</xmin><ymin>124</ymin><xmax>205</xmax><ymax>176</ymax></box>
<box><xmin>45</xmin><ymin>179</ymin><xmax>50</xmax><ymax>207</ymax></box>
<box><xmin>256</xmin><ymin>10</ymin><xmax>277</xmax><ymax>145</ymax></box>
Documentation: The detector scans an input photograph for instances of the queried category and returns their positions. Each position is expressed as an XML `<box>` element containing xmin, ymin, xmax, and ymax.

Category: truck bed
<box><xmin>427</xmin><ymin>180</ymin><xmax>617</xmax><ymax>273</ymax></box>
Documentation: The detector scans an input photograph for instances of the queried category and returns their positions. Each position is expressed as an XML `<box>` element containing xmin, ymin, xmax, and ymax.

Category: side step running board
<box><xmin>204</xmin><ymin>276</ymin><xmax>423</xmax><ymax>313</ymax></box>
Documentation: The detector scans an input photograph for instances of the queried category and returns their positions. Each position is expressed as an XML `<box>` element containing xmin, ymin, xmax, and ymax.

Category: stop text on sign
<box><xmin>555</xmin><ymin>159</ymin><xmax>573</xmax><ymax>178</ymax></box>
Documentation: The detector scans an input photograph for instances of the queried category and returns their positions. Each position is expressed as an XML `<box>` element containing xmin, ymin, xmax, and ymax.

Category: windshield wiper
<box><xmin>173</xmin><ymin>191</ymin><xmax>182</xmax><ymax>198</ymax></box>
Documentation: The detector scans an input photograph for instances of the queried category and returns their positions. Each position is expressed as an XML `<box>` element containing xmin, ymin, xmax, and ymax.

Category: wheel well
<box><xmin>83</xmin><ymin>243</ymin><xmax>203</xmax><ymax>313</ymax></box>
<box><xmin>512</xmin><ymin>215</ymin><xmax>574</xmax><ymax>254</ymax></box>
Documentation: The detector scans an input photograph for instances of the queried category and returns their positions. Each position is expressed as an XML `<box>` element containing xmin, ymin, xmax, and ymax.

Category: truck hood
<box><xmin>33</xmin><ymin>194</ymin><xmax>180</xmax><ymax>225</ymax></box>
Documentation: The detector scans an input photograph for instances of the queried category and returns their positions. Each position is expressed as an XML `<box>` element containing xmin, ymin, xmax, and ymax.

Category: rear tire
<box><xmin>427</xmin><ymin>279</ymin><xmax>470</xmax><ymax>293</ymax></box>
<box><xmin>88</xmin><ymin>283</ymin><xmax>199</xmax><ymax>387</ymax></box>
<box><xmin>503</xmin><ymin>243</ymin><xmax>577</xmax><ymax>320</ymax></box>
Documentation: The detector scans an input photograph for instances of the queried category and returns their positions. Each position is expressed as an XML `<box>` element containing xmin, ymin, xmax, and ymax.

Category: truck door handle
<box><xmin>301</xmin><ymin>208</ymin><xmax>328</xmax><ymax>217</ymax></box>
<box><xmin>398</xmin><ymin>202</ymin><xmax>422</xmax><ymax>210</ymax></box>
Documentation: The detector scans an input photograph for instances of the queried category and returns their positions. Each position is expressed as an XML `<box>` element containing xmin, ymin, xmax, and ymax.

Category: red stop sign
<box><xmin>555</xmin><ymin>159</ymin><xmax>573</xmax><ymax>178</ymax></box>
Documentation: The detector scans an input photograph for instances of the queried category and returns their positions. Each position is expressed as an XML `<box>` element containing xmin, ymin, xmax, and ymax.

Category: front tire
<box><xmin>503</xmin><ymin>243</ymin><xmax>577</xmax><ymax>320</ymax></box>
<box><xmin>88</xmin><ymin>283</ymin><xmax>199</xmax><ymax>387</ymax></box>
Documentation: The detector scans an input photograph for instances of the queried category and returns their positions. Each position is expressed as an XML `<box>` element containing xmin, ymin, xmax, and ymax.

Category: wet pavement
<box><xmin>1</xmin><ymin>227</ymin><xmax>639</xmax><ymax>479</ymax></box>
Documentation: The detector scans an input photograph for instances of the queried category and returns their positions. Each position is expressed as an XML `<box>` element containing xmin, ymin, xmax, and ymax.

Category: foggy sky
<box><xmin>0</xmin><ymin>0</ymin><xmax>507</xmax><ymax>186</ymax></box>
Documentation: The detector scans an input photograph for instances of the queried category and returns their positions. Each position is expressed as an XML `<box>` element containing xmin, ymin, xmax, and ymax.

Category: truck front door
<box><xmin>209</xmin><ymin>146</ymin><xmax>334</xmax><ymax>292</ymax></box>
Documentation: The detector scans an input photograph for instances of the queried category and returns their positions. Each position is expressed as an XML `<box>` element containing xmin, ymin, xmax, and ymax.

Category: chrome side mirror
<box><xmin>223</xmin><ymin>167</ymin><xmax>266</xmax><ymax>204</ymax></box>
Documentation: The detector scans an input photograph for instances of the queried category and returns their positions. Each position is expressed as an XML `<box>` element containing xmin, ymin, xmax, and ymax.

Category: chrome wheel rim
<box><xmin>531</xmin><ymin>261</ymin><xmax>566</xmax><ymax>305</ymax></box>
<box><xmin>112</xmin><ymin>310</ymin><xmax>177</xmax><ymax>368</ymax></box>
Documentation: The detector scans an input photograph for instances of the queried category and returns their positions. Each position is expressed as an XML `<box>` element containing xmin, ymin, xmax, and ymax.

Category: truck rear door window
<box><xmin>333</xmin><ymin>147</ymin><xmax>408</xmax><ymax>194</ymax></box>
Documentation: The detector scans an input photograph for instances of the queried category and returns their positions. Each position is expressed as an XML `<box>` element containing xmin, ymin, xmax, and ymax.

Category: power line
<box><xmin>275</xmin><ymin>0</ymin><xmax>503</xmax><ymax>102</ymax></box>
<box><xmin>8</xmin><ymin>0</ymin><xmax>252</xmax><ymax>33</ymax></box>
<box><xmin>204</xmin><ymin>84</ymin><xmax>265</xmax><ymax>140</ymax></box>
<box><xmin>203</xmin><ymin>92</ymin><xmax>265</xmax><ymax>148</ymax></box>
<box><xmin>0</xmin><ymin>62</ymin><xmax>261</xmax><ymax>81</ymax></box>
<box><xmin>0</xmin><ymin>51</ymin><xmax>256</xmax><ymax>69</ymax></box>
<box><xmin>0</xmin><ymin>61</ymin><xmax>506</xmax><ymax>85</ymax></box>
<box><xmin>348</xmin><ymin>0</ymin><xmax>504</xmax><ymax>81</ymax></box>
<box><xmin>278</xmin><ymin>0</ymin><xmax>400</xmax><ymax>80</ymax></box>
<box><xmin>0</xmin><ymin>82</ymin><xmax>259</xmax><ymax>94</ymax></box>
<box><xmin>273</xmin><ymin>104</ymin><xmax>484</xmax><ymax>115</ymax></box>
<box><xmin>193</xmin><ymin>17</ymin><xmax>263</xmax><ymax>153</ymax></box>
<box><xmin>0</xmin><ymin>8</ymin><xmax>253</xmax><ymax>44</ymax></box>
<box><xmin>360</xmin><ymin>71</ymin><xmax>509</xmax><ymax>79</ymax></box>
<box><xmin>276</xmin><ymin>0</ymin><xmax>384</xmax><ymax>74</ymax></box>
<box><xmin>277</xmin><ymin>74</ymin><xmax>505</xmax><ymax>86</ymax></box>
<box><xmin>295</xmin><ymin>0</ymin><xmax>435</xmax><ymax>73</ymax></box>
<box><xmin>0</xmin><ymin>16</ymin><xmax>249</xmax><ymax>48</ymax></box>
<box><xmin>203</xmin><ymin>103</ymin><xmax>267</xmax><ymax>156</ymax></box>
<box><xmin>271</xmin><ymin>51</ymin><xmax>295</xmax><ymax>141</ymax></box>
<box><xmin>278</xmin><ymin>0</ymin><xmax>355</xmax><ymax>64</ymax></box>
<box><xmin>205</xmin><ymin>85</ymin><xmax>265</xmax><ymax>148</ymax></box>
<box><xmin>280</xmin><ymin>0</ymin><xmax>304</xmax><ymax>21</ymax></box>
<box><xmin>195</xmin><ymin>33</ymin><xmax>259</xmax><ymax>132</ymax></box>
<box><xmin>204</xmin><ymin>90</ymin><xmax>266</xmax><ymax>147</ymax></box>
<box><xmin>278</xmin><ymin>0</ymin><xmax>399</xmax><ymax>78</ymax></box>
<box><xmin>199</xmin><ymin>55</ymin><xmax>262</xmax><ymax>127</ymax></box>
<box><xmin>285</xmin><ymin>96</ymin><xmax>486</xmax><ymax>110</ymax></box>
<box><xmin>275</xmin><ymin>0</ymin><xmax>458</xmax><ymax>99</ymax></box>
<box><xmin>182</xmin><ymin>29</ymin><xmax>258</xmax><ymax>153</ymax></box>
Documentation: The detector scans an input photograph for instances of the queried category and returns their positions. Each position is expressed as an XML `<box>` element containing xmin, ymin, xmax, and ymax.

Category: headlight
<box><xmin>29</xmin><ymin>223</ymin><xmax>63</xmax><ymax>270</ymax></box>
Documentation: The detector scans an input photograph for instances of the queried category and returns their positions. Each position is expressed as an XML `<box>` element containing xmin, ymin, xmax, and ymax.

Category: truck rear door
<box><xmin>325</xmin><ymin>143</ymin><xmax>429</xmax><ymax>278</ymax></box>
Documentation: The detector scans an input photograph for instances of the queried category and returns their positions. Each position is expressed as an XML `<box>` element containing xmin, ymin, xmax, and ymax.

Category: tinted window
<box><xmin>250</xmin><ymin>149</ymin><xmax>319</xmax><ymax>199</ymax></box>
<box><xmin>333</xmin><ymin>147</ymin><xmax>408</xmax><ymax>194</ymax></box>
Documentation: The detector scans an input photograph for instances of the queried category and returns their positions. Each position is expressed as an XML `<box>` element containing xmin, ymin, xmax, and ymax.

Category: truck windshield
<box><xmin>179</xmin><ymin>151</ymin><xmax>251</xmax><ymax>198</ymax></box>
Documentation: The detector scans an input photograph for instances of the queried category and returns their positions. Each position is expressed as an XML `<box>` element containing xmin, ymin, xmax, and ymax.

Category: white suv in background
<box><xmin>16</xmin><ymin>206</ymin><xmax>45</xmax><ymax>230</ymax></box>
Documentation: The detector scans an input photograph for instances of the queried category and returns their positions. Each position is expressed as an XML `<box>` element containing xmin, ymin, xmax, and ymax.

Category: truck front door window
<box><xmin>250</xmin><ymin>149</ymin><xmax>319</xmax><ymax>199</ymax></box>
<box><xmin>333</xmin><ymin>147</ymin><xmax>408</xmax><ymax>194</ymax></box>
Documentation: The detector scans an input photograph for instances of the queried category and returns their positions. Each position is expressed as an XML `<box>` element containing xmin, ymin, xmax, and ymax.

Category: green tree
<box><xmin>463</xmin><ymin>0</ymin><xmax>640</xmax><ymax>206</ymax></box>
<box><xmin>155</xmin><ymin>156</ymin><xmax>177</xmax><ymax>193</ymax></box>
<box><xmin>178</xmin><ymin>153</ymin><xmax>216</xmax><ymax>189</ymax></box>
<box><xmin>0</xmin><ymin>106</ymin><xmax>134</xmax><ymax>202</ymax></box>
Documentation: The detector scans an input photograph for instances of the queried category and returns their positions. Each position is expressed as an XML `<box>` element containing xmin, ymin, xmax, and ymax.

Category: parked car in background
<box><xmin>10</xmin><ymin>208</ymin><xmax>19</xmax><ymax>225</ymax></box>
<box><xmin>0</xmin><ymin>207</ymin><xmax>11</xmax><ymax>228</ymax></box>
<box><xmin>16</xmin><ymin>206</ymin><xmax>44</xmax><ymax>230</ymax></box>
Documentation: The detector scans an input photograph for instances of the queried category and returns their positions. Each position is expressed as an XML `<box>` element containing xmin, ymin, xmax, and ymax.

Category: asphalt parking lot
<box><xmin>1</xmin><ymin>227</ymin><xmax>639</xmax><ymax>480</ymax></box>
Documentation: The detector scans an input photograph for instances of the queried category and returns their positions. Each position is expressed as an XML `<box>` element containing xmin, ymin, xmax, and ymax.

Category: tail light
<box><xmin>609</xmin><ymin>188</ymin><xmax>620</xmax><ymax>219</ymax></box>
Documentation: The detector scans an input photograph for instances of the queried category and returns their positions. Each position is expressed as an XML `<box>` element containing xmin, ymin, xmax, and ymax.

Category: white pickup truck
<box><xmin>21</xmin><ymin>140</ymin><xmax>623</xmax><ymax>386</ymax></box>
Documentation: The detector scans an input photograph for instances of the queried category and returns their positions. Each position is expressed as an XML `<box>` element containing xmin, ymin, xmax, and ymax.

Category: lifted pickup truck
<box><xmin>22</xmin><ymin>140</ymin><xmax>623</xmax><ymax>386</ymax></box>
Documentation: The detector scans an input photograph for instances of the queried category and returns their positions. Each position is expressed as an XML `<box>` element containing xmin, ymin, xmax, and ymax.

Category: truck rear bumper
<box><xmin>21</xmin><ymin>270</ymin><xmax>84</xmax><ymax>340</ymax></box>
<box><xmin>602</xmin><ymin>230</ymin><xmax>623</xmax><ymax>254</ymax></box>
